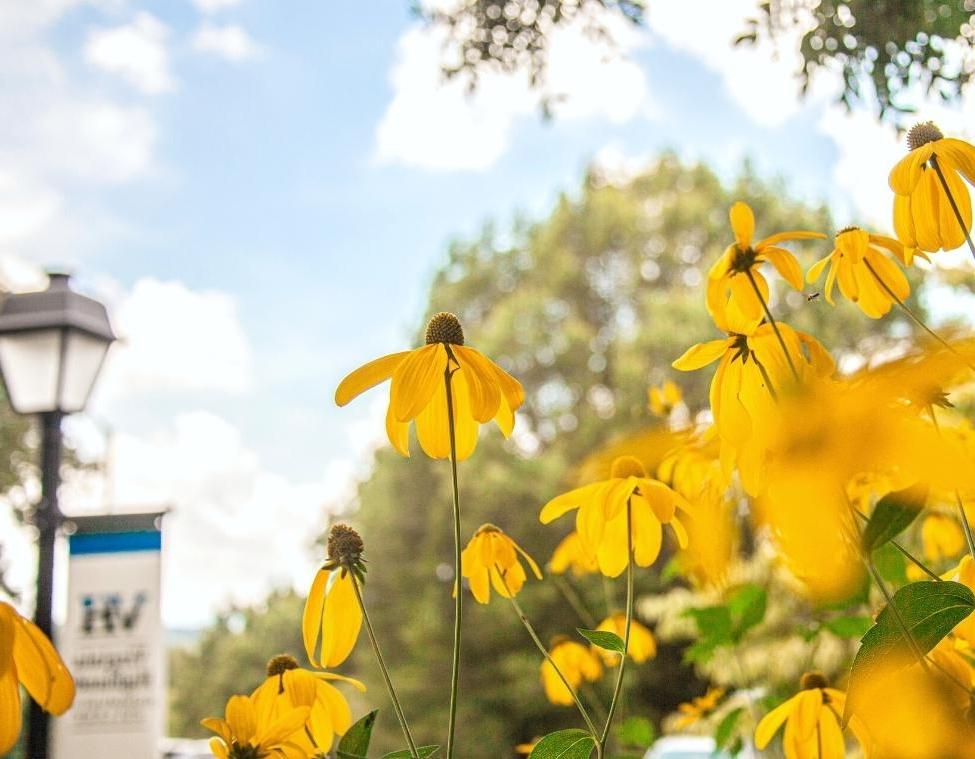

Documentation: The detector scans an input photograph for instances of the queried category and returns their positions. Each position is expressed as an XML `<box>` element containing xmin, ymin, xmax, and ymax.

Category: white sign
<box><xmin>53</xmin><ymin>525</ymin><xmax>165</xmax><ymax>759</ymax></box>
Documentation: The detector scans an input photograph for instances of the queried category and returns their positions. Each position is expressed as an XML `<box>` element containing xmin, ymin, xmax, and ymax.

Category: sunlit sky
<box><xmin>3</xmin><ymin>0</ymin><xmax>974</xmax><ymax>629</ymax></box>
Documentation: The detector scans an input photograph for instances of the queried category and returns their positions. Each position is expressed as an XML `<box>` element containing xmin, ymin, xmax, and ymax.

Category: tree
<box><xmin>167</xmin><ymin>153</ymin><xmax>921</xmax><ymax>755</ymax></box>
<box><xmin>420</xmin><ymin>0</ymin><xmax>975</xmax><ymax>124</ymax></box>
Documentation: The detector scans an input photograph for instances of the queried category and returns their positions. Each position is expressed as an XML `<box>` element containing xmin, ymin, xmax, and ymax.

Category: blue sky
<box><xmin>2</xmin><ymin>0</ymin><xmax>966</xmax><ymax>628</ymax></box>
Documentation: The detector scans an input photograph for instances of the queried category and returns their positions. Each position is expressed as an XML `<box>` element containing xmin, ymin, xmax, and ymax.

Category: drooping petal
<box><xmin>761</xmin><ymin>246</ymin><xmax>804</xmax><ymax>290</ymax></box>
<box><xmin>631</xmin><ymin>501</ymin><xmax>663</xmax><ymax>568</ymax></box>
<box><xmin>805</xmin><ymin>255</ymin><xmax>831</xmax><ymax>285</ymax></box>
<box><xmin>793</xmin><ymin>689</ymin><xmax>822</xmax><ymax>742</ymax></box>
<box><xmin>0</xmin><ymin>607</ymin><xmax>20</xmax><ymax>756</ymax></box>
<box><xmin>539</xmin><ymin>482</ymin><xmax>606</xmax><ymax>524</ymax></box>
<box><xmin>890</xmin><ymin>145</ymin><xmax>933</xmax><ymax>194</ymax></box>
<box><xmin>938</xmin><ymin>138</ymin><xmax>975</xmax><ymax>186</ymax></box>
<box><xmin>755</xmin><ymin>230</ymin><xmax>825</xmax><ymax>249</ymax></box>
<box><xmin>391</xmin><ymin>344</ymin><xmax>447</xmax><ymax>422</ymax></box>
<box><xmin>335</xmin><ymin>352</ymin><xmax>411</xmax><ymax>406</ymax></box>
<box><xmin>255</xmin><ymin>705</ymin><xmax>311</xmax><ymax>749</ymax></box>
<box><xmin>452</xmin><ymin>345</ymin><xmax>502</xmax><ymax>423</ymax></box>
<box><xmin>754</xmin><ymin>695</ymin><xmax>797</xmax><ymax>749</ymax></box>
<box><xmin>208</xmin><ymin>737</ymin><xmax>230</xmax><ymax>759</ymax></box>
<box><xmin>318</xmin><ymin>679</ymin><xmax>353</xmax><ymax>735</ymax></box>
<box><xmin>415</xmin><ymin>369</ymin><xmax>479</xmax><ymax>461</ymax></box>
<box><xmin>201</xmin><ymin>717</ymin><xmax>233</xmax><ymax>744</ymax></box>
<box><xmin>302</xmin><ymin>568</ymin><xmax>329</xmax><ymax>668</ymax></box>
<box><xmin>12</xmin><ymin>609</ymin><xmax>75</xmax><ymax>714</ymax></box>
<box><xmin>283</xmin><ymin>669</ymin><xmax>319</xmax><ymax>709</ymax></box>
<box><xmin>385</xmin><ymin>396</ymin><xmax>410</xmax><ymax>456</ymax></box>
<box><xmin>320</xmin><ymin>573</ymin><xmax>362</xmax><ymax>668</ymax></box>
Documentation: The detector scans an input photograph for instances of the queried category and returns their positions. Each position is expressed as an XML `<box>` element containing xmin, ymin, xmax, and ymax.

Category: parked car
<box><xmin>645</xmin><ymin>735</ymin><xmax>758</xmax><ymax>759</ymax></box>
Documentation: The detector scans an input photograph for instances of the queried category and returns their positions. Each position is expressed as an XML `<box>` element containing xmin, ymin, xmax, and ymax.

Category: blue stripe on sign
<box><xmin>69</xmin><ymin>531</ymin><xmax>161</xmax><ymax>555</ymax></box>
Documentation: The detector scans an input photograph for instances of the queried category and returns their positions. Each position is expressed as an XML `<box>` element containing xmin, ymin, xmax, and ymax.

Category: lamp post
<box><xmin>0</xmin><ymin>272</ymin><xmax>115</xmax><ymax>758</ymax></box>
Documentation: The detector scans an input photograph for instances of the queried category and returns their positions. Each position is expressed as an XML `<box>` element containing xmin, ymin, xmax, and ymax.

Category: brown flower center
<box><xmin>425</xmin><ymin>312</ymin><xmax>465</xmax><ymax>345</ymax></box>
<box><xmin>907</xmin><ymin>121</ymin><xmax>944</xmax><ymax>151</ymax></box>
<box><xmin>800</xmin><ymin>671</ymin><xmax>829</xmax><ymax>691</ymax></box>
<box><xmin>610</xmin><ymin>455</ymin><xmax>647</xmax><ymax>479</ymax></box>
<box><xmin>266</xmin><ymin>654</ymin><xmax>300</xmax><ymax>677</ymax></box>
<box><xmin>837</xmin><ymin>225</ymin><xmax>860</xmax><ymax>236</ymax></box>
<box><xmin>328</xmin><ymin>523</ymin><xmax>365</xmax><ymax>569</ymax></box>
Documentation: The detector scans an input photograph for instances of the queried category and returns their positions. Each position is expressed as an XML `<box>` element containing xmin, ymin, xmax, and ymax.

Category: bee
<box><xmin>805</xmin><ymin>292</ymin><xmax>821</xmax><ymax>302</ymax></box>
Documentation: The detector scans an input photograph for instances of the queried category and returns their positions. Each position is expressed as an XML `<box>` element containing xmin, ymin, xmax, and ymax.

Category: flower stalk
<box><xmin>929</xmin><ymin>154</ymin><xmax>975</xmax><ymax>263</ymax></box>
<box><xmin>444</xmin><ymin>363</ymin><xmax>463</xmax><ymax>759</ymax></box>
<box><xmin>744</xmin><ymin>267</ymin><xmax>800</xmax><ymax>382</ymax></box>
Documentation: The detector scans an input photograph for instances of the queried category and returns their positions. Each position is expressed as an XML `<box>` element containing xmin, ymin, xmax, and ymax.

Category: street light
<box><xmin>0</xmin><ymin>272</ymin><xmax>115</xmax><ymax>758</ymax></box>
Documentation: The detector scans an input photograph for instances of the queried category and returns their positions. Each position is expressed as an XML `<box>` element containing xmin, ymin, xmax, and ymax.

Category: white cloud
<box><xmin>192</xmin><ymin>23</ymin><xmax>264</xmax><ymax>62</ymax></box>
<box><xmin>84</xmin><ymin>12</ymin><xmax>174</xmax><ymax>94</ymax></box>
<box><xmin>192</xmin><ymin>0</ymin><xmax>243</xmax><ymax>13</ymax></box>
<box><xmin>375</xmin><ymin>12</ymin><xmax>653</xmax><ymax>171</ymax></box>
<box><xmin>649</xmin><ymin>0</ymin><xmax>823</xmax><ymax>127</ymax></box>
<box><xmin>97</xmin><ymin>278</ymin><xmax>253</xmax><ymax>400</ymax></box>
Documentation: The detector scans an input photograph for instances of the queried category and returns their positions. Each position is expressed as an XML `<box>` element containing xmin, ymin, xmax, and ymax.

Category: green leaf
<box><xmin>616</xmin><ymin>715</ymin><xmax>654</xmax><ymax>748</ymax></box>
<box><xmin>337</xmin><ymin>710</ymin><xmax>378</xmax><ymax>758</ymax></box>
<box><xmin>861</xmin><ymin>484</ymin><xmax>927</xmax><ymax>551</ymax></box>
<box><xmin>684</xmin><ymin>606</ymin><xmax>733</xmax><ymax>642</ymax></box>
<box><xmin>577</xmin><ymin>627</ymin><xmax>625</xmax><ymax>654</ymax></box>
<box><xmin>728</xmin><ymin>584</ymin><xmax>766</xmax><ymax>639</ymax></box>
<box><xmin>845</xmin><ymin>580</ymin><xmax>975</xmax><ymax>724</ymax></box>
<box><xmin>872</xmin><ymin>542</ymin><xmax>908</xmax><ymax>586</ymax></box>
<box><xmin>529</xmin><ymin>729</ymin><xmax>596</xmax><ymax>759</ymax></box>
<box><xmin>381</xmin><ymin>746</ymin><xmax>440</xmax><ymax>758</ymax></box>
<box><xmin>714</xmin><ymin>707</ymin><xmax>744</xmax><ymax>749</ymax></box>
<box><xmin>823</xmin><ymin>616</ymin><xmax>873</xmax><ymax>639</ymax></box>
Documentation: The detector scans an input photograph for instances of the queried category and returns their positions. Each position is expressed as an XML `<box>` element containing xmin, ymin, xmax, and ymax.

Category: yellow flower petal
<box><xmin>672</xmin><ymin>339</ymin><xmax>731</xmax><ymax>371</ymax></box>
<box><xmin>729</xmin><ymin>202</ymin><xmax>754</xmax><ymax>248</ymax></box>
<box><xmin>302</xmin><ymin>568</ymin><xmax>329</xmax><ymax>668</ymax></box>
<box><xmin>761</xmin><ymin>246</ymin><xmax>804</xmax><ymax>290</ymax></box>
<box><xmin>334</xmin><ymin>351</ymin><xmax>411</xmax><ymax>407</ymax></box>
<box><xmin>755</xmin><ymin>230</ymin><xmax>826</xmax><ymax>249</ymax></box>
<box><xmin>11</xmin><ymin>610</ymin><xmax>75</xmax><ymax>715</ymax></box>
<box><xmin>452</xmin><ymin>345</ymin><xmax>502</xmax><ymax>423</ymax></box>
<box><xmin>391</xmin><ymin>344</ymin><xmax>447</xmax><ymax>422</ymax></box>
<box><xmin>754</xmin><ymin>694</ymin><xmax>797</xmax><ymax>749</ymax></box>
<box><xmin>226</xmin><ymin>694</ymin><xmax>258</xmax><ymax>745</ymax></box>
<box><xmin>320</xmin><ymin>573</ymin><xmax>362</xmax><ymax>668</ymax></box>
<box><xmin>539</xmin><ymin>482</ymin><xmax>606</xmax><ymax>524</ymax></box>
<box><xmin>0</xmin><ymin>650</ymin><xmax>21</xmax><ymax>755</ymax></box>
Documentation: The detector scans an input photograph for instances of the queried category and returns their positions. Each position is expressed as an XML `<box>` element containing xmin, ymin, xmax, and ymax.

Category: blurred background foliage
<box><xmin>418</xmin><ymin>0</ymin><xmax>975</xmax><ymax>125</ymax></box>
<box><xmin>168</xmin><ymin>152</ymin><xmax>939</xmax><ymax>755</ymax></box>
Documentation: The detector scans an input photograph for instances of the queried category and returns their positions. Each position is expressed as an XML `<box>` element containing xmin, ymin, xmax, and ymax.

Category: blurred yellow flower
<box><xmin>648</xmin><ymin>380</ymin><xmax>682</xmax><ymax>417</ymax></box>
<box><xmin>251</xmin><ymin>655</ymin><xmax>365</xmax><ymax>755</ymax></box>
<box><xmin>548</xmin><ymin>531</ymin><xmax>598</xmax><ymax>577</ymax></box>
<box><xmin>594</xmin><ymin>613</ymin><xmax>656</xmax><ymax>665</ymax></box>
<box><xmin>541</xmin><ymin>639</ymin><xmax>603</xmax><ymax>706</ymax></box>
<box><xmin>754</xmin><ymin>673</ymin><xmax>851</xmax><ymax>759</ymax></box>
<box><xmin>806</xmin><ymin>227</ymin><xmax>913</xmax><ymax>318</ymax></box>
<box><xmin>539</xmin><ymin>455</ymin><xmax>688</xmax><ymax>578</ymax></box>
<box><xmin>922</xmin><ymin>513</ymin><xmax>965</xmax><ymax>562</ymax></box>
<box><xmin>944</xmin><ymin>555</ymin><xmax>975</xmax><ymax>647</ymax></box>
<box><xmin>0</xmin><ymin>601</ymin><xmax>76</xmax><ymax>755</ymax></box>
<box><xmin>460</xmin><ymin>524</ymin><xmax>542</xmax><ymax>604</ymax></box>
<box><xmin>673</xmin><ymin>686</ymin><xmax>724</xmax><ymax>730</ymax></box>
<box><xmin>201</xmin><ymin>692</ymin><xmax>310</xmax><ymax>759</ymax></box>
<box><xmin>890</xmin><ymin>121</ymin><xmax>975</xmax><ymax>257</ymax></box>
<box><xmin>302</xmin><ymin>568</ymin><xmax>362</xmax><ymax>669</ymax></box>
<box><xmin>707</xmin><ymin>201</ymin><xmax>824</xmax><ymax>333</ymax></box>
<box><xmin>515</xmin><ymin>739</ymin><xmax>539</xmax><ymax>754</ymax></box>
<box><xmin>334</xmin><ymin>311</ymin><xmax>524</xmax><ymax>460</ymax></box>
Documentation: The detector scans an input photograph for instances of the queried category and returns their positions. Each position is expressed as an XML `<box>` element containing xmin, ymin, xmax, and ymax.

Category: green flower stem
<box><xmin>443</xmin><ymin>366</ymin><xmax>463</xmax><ymax>759</ymax></box>
<box><xmin>928</xmin><ymin>406</ymin><xmax>975</xmax><ymax>562</ymax></box>
<box><xmin>862</xmin><ymin>259</ymin><xmax>975</xmax><ymax>372</ymax></box>
<box><xmin>599</xmin><ymin>499</ymin><xmax>634</xmax><ymax>751</ymax></box>
<box><xmin>929</xmin><ymin>155</ymin><xmax>975</xmax><ymax>263</ymax></box>
<box><xmin>744</xmin><ymin>267</ymin><xmax>800</xmax><ymax>382</ymax></box>
<box><xmin>497</xmin><ymin>571</ymin><xmax>603</xmax><ymax>758</ymax></box>
<box><xmin>350</xmin><ymin>574</ymin><xmax>419</xmax><ymax>758</ymax></box>
<box><xmin>552</xmin><ymin>574</ymin><xmax>598</xmax><ymax>628</ymax></box>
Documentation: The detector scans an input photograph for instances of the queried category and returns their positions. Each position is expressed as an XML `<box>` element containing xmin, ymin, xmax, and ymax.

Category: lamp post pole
<box><xmin>26</xmin><ymin>409</ymin><xmax>65</xmax><ymax>759</ymax></box>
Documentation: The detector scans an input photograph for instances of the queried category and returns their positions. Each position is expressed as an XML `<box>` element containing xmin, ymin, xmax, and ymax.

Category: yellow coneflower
<box><xmin>921</xmin><ymin>513</ymin><xmax>965</xmax><ymax>562</ymax></box>
<box><xmin>890</xmin><ymin>121</ymin><xmax>975</xmax><ymax>257</ymax></box>
<box><xmin>549</xmin><ymin>531</ymin><xmax>598</xmax><ymax>577</ymax></box>
<box><xmin>302</xmin><ymin>524</ymin><xmax>364</xmax><ymax>669</ymax></box>
<box><xmin>539</xmin><ymin>456</ymin><xmax>689</xmax><ymax>578</ymax></box>
<box><xmin>541</xmin><ymin>639</ymin><xmax>603</xmax><ymax>706</ymax></box>
<box><xmin>460</xmin><ymin>524</ymin><xmax>542</xmax><ymax>604</ymax></box>
<box><xmin>673</xmin><ymin>686</ymin><xmax>725</xmax><ymax>729</ymax></box>
<box><xmin>806</xmin><ymin>227</ymin><xmax>913</xmax><ymax>318</ymax></box>
<box><xmin>707</xmin><ymin>201</ymin><xmax>824</xmax><ymax>333</ymax></box>
<box><xmin>251</xmin><ymin>654</ymin><xmax>365</xmax><ymax>754</ymax></box>
<box><xmin>0</xmin><ymin>601</ymin><xmax>75</xmax><ymax>754</ymax></box>
<box><xmin>334</xmin><ymin>312</ymin><xmax>524</xmax><ymax>460</ymax></box>
<box><xmin>754</xmin><ymin>673</ymin><xmax>852</xmax><ymax>759</ymax></box>
<box><xmin>648</xmin><ymin>380</ymin><xmax>682</xmax><ymax>417</ymax></box>
<box><xmin>201</xmin><ymin>692</ymin><xmax>309</xmax><ymax>759</ymax></box>
<box><xmin>593</xmin><ymin>613</ymin><xmax>656</xmax><ymax>665</ymax></box>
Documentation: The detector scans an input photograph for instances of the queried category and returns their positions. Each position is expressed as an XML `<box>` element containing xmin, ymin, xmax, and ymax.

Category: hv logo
<box><xmin>80</xmin><ymin>592</ymin><xmax>148</xmax><ymax>635</ymax></box>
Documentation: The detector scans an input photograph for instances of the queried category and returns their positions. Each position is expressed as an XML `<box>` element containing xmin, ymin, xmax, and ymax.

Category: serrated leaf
<box><xmin>824</xmin><ymin>616</ymin><xmax>873</xmax><ymax>639</ymax></box>
<box><xmin>381</xmin><ymin>746</ymin><xmax>440</xmax><ymax>758</ymax></box>
<box><xmin>714</xmin><ymin>707</ymin><xmax>744</xmax><ymax>749</ymax></box>
<box><xmin>337</xmin><ymin>710</ymin><xmax>378</xmax><ymax>757</ymax></box>
<box><xmin>529</xmin><ymin>729</ymin><xmax>596</xmax><ymax>759</ymax></box>
<box><xmin>845</xmin><ymin>580</ymin><xmax>975</xmax><ymax>725</ymax></box>
<box><xmin>861</xmin><ymin>485</ymin><xmax>927</xmax><ymax>551</ymax></box>
<box><xmin>577</xmin><ymin>627</ymin><xmax>625</xmax><ymax>654</ymax></box>
<box><xmin>616</xmin><ymin>715</ymin><xmax>654</xmax><ymax>747</ymax></box>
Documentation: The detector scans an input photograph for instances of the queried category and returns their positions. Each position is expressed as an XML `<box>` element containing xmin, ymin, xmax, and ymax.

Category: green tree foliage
<box><xmin>421</xmin><ymin>1</ymin><xmax>975</xmax><ymax>124</ymax></box>
<box><xmin>739</xmin><ymin>0</ymin><xmax>975</xmax><ymax>124</ymax></box>
<box><xmin>167</xmin><ymin>153</ymin><xmax>914</xmax><ymax>754</ymax></box>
